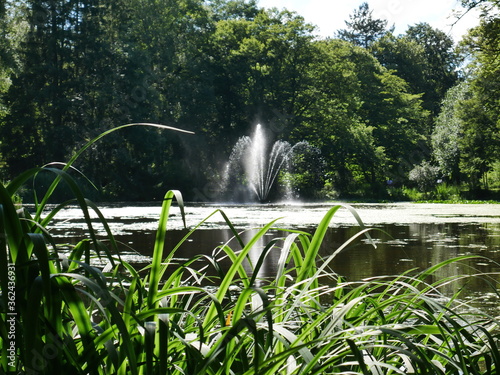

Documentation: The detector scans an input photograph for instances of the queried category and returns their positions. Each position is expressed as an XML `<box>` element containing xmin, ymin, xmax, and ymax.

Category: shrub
<box><xmin>409</xmin><ymin>161</ymin><xmax>441</xmax><ymax>192</ymax></box>
<box><xmin>434</xmin><ymin>182</ymin><xmax>463</xmax><ymax>201</ymax></box>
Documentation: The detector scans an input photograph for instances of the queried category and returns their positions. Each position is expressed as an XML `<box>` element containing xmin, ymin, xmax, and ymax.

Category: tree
<box><xmin>0</xmin><ymin>0</ymin><xmax>213</xmax><ymax>199</ymax></box>
<box><xmin>458</xmin><ymin>93</ymin><xmax>498</xmax><ymax>190</ymax></box>
<box><xmin>457</xmin><ymin>1</ymin><xmax>500</xmax><ymax>190</ymax></box>
<box><xmin>372</xmin><ymin>34</ymin><xmax>427</xmax><ymax>97</ymax></box>
<box><xmin>460</xmin><ymin>0</ymin><xmax>500</xmax><ymax>14</ymax></box>
<box><xmin>0</xmin><ymin>1</ymin><xmax>24</xmax><ymax>120</ymax></box>
<box><xmin>409</xmin><ymin>160</ymin><xmax>441</xmax><ymax>192</ymax></box>
<box><xmin>85</xmin><ymin>0</ymin><xmax>214</xmax><ymax>199</ymax></box>
<box><xmin>0</xmin><ymin>0</ymin><xmax>438</xmax><ymax>200</ymax></box>
<box><xmin>431</xmin><ymin>82</ymin><xmax>470</xmax><ymax>184</ymax></box>
<box><xmin>0</xmin><ymin>0</ymin><xmax>76</xmax><ymax>175</ymax></box>
<box><xmin>291</xmin><ymin>39</ymin><xmax>427</xmax><ymax>196</ymax></box>
<box><xmin>350</xmin><ymin>45</ymin><xmax>429</xmax><ymax>182</ymax></box>
<box><xmin>208</xmin><ymin>8</ymin><xmax>317</xmax><ymax>145</ymax></box>
<box><xmin>289</xmin><ymin>39</ymin><xmax>369</xmax><ymax>194</ymax></box>
<box><xmin>404</xmin><ymin>23</ymin><xmax>459</xmax><ymax>116</ymax></box>
<box><xmin>337</xmin><ymin>2</ymin><xmax>394</xmax><ymax>49</ymax></box>
<box><xmin>207</xmin><ymin>0</ymin><xmax>259</xmax><ymax>21</ymax></box>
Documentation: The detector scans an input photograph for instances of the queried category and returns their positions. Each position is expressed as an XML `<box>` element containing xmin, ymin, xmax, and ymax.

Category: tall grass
<box><xmin>1</xmin><ymin>124</ymin><xmax>500</xmax><ymax>374</ymax></box>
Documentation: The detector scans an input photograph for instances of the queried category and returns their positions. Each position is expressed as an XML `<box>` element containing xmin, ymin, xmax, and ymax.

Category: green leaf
<box><xmin>147</xmin><ymin>190</ymin><xmax>185</xmax><ymax>309</ymax></box>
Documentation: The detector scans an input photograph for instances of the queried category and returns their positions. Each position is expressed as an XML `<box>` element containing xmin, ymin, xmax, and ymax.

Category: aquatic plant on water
<box><xmin>1</xmin><ymin>124</ymin><xmax>500</xmax><ymax>374</ymax></box>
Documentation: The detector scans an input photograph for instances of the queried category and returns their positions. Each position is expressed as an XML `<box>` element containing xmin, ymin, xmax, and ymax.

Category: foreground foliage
<box><xmin>1</xmin><ymin>126</ymin><xmax>500</xmax><ymax>374</ymax></box>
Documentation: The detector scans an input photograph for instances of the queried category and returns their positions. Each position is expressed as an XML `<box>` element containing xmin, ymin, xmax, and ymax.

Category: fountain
<box><xmin>221</xmin><ymin>124</ymin><xmax>309</xmax><ymax>202</ymax></box>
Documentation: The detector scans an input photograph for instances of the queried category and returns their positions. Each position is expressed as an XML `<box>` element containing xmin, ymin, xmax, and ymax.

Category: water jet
<box><xmin>221</xmin><ymin>124</ymin><xmax>309</xmax><ymax>202</ymax></box>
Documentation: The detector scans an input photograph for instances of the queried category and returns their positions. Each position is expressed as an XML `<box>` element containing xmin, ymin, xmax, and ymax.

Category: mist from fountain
<box><xmin>221</xmin><ymin>124</ymin><xmax>308</xmax><ymax>202</ymax></box>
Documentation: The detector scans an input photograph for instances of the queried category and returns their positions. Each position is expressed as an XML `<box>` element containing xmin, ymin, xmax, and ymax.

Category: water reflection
<box><xmin>50</xmin><ymin>219</ymin><xmax>500</xmax><ymax>280</ymax></box>
<box><xmin>45</xmin><ymin>204</ymin><xmax>500</xmax><ymax>313</ymax></box>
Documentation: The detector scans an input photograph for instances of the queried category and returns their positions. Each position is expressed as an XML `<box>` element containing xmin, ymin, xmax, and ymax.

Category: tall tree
<box><xmin>81</xmin><ymin>0</ymin><xmax>214</xmax><ymax>200</ymax></box>
<box><xmin>356</xmin><ymin>56</ymin><xmax>429</xmax><ymax>181</ymax></box>
<box><xmin>457</xmin><ymin>91</ymin><xmax>498</xmax><ymax>190</ymax></box>
<box><xmin>337</xmin><ymin>2</ymin><xmax>394</xmax><ymax>48</ymax></box>
<box><xmin>460</xmin><ymin>0</ymin><xmax>500</xmax><ymax>14</ymax></box>
<box><xmin>207</xmin><ymin>0</ymin><xmax>259</xmax><ymax>21</ymax></box>
<box><xmin>0</xmin><ymin>0</ymin><xmax>74</xmax><ymax>175</ymax></box>
<box><xmin>0</xmin><ymin>1</ymin><xmax>22</xmax><ymax>120</ymax></box>
<box><xmin>291</xmin><ymin>39</ymin><xmax>369</xmax><ymax>193</ymax></box>
<box><xmin>404</xmin><ymin>23</ymin><xmax>459</xmax><ymax>117</ymax></box>
<box><xmin>0</xmin><ymin>0</ymin><xmax>133</xmax><ymax>180</ymax></box>
<box><xmin>293</xmin><ymin>39</ymin><xmax>428</xmax><ymax>194</ymax></box>
<box><xmin>372</xmin><ymin>35</ymin><xmax>427</xmax><ymax>98</ymax></box>
<box><xmin>457</xmin><ymin>1</ymin><xmax>500</xmax><ymax>190</ymax></box>
<box><xmin>208</xmin><ymin>8</ymin><xmax>316</xmax><ymax>144</ymax></box>
<box><xmin>431</xmin><ymin>82</ymin><xmax>470</xmax><ymax>184</ymax></box>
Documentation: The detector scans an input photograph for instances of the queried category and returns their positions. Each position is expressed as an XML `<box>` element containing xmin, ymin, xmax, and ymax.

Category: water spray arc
<box><xmin>221</xmin><ymin>124</ymin><xmax>308</xmax><ymax>202</ymax></box>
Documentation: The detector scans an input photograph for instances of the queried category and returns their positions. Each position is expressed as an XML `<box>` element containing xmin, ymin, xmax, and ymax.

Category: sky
<box><xmin>256</xmin><ymin>0</ymin><xmax>482</xmax><ymax>43</ymax></box>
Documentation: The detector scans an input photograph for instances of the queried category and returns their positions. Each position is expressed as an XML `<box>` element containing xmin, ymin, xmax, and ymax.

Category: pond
<box><xmin>45</xmin><ymin>202</ymin><xmax>500</xmax><ymax>314</ymax></box>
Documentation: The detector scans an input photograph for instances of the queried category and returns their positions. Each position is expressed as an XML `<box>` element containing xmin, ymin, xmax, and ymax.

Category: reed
<box><xmin>1</xmin><ymin>125</ymin><xmax>499</xmax><ymax>374</ymax></box>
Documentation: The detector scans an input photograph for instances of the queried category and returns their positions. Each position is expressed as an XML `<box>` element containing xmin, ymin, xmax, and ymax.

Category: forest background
<box><xmin>0</xmin><ymin>0</ymin><xmax>498</xmax><ymax>202</ymax></box>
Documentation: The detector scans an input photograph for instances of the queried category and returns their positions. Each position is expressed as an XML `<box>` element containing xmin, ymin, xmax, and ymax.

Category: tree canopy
<box><xmin>337</xmin><ymin>2</ymin><xmax>394</xmax><ymax>48</ymax></box>
<box><xmin>0</xmin><ymin>0</ymin><xmax>497</xmax><ymax>201</ymax></box>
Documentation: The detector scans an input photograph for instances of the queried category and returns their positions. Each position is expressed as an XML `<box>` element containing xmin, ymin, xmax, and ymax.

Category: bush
<box><xmin>409</xmin><ymin>161</ymin><xmax>441</xmax><ymax>192</ymax></box>
<box><xmin>434</xmin><ymin>182</ymin><xmax>462</xmax><ymax>201</ymax></box>
<box><xmin>490</xmin><ymin>160</ymin><xmax>500</xmax><ymax>189</ymax></box>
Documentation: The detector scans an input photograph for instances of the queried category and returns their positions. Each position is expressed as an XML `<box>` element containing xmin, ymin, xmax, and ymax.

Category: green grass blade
<box><xmin>249</xmin><ymin>238</ymin><xmax>280</xmax><ymax>286</ymax></box>
<box><xmin>347</xmin><ymin>339</ymin><xmax>371</xmax><ymax>375</ymax></box>
<box><xmin>296</xmin><ymin>205</ymin><xmax>341</xmax><ymax>283</ymax></box>
<box><xmin>57</xmin><ymin>278</ymin><xmax>98</xmax><ymax>363</ymax></box>
<box><xmin>0</xmin><ymin>185</ymin><xmax>24</xmax><ymax>263</ymax></box>
<box><xmin>297</xmin><ymin>204</ymin><xmax>373</xmax><ymax>284</ymax></box>
<box><xmin>147</xmin><ymin>190</ymin><xmax>185</xmax><ymax>309</ymax></box>
<box><xmin>202</xmin><ymin>218</ymin><xmax>280</xmax><ymax>330</ymax></box>
<box><xmin>5</xmin><ymin>167</ymin><xmax>44</xmax><ymax>197</ymax></box>
<box><xmin>168</xmin><ymin>208</ymin><xmax>246</xmax><ymax>258</ymax></box>
<box><xmin>274</xmin><ymin>231</ymin><xmax>308</xmax><ymax>286</ymax></box>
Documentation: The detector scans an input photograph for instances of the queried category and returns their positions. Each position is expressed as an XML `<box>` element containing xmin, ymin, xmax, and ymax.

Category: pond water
<box><xmin>45</xmin><ymin>202</ymin><xmax>500</xmax><ymax>314</ymax></box>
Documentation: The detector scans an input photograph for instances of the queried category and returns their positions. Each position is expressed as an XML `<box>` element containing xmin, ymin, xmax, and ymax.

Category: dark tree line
<box><xmin>0</xmin><ymin>0</ymin><xmax>497</xmax><ymax>201</ymax></box>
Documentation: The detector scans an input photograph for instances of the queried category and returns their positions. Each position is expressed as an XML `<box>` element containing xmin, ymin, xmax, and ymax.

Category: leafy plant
<box><xmin>409</xmin><ymin>160</ymin><xmax>441</xmax><ymax>192</ymax></box>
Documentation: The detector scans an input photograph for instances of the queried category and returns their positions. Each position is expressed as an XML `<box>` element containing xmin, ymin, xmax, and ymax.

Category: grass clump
<box><xmin>1</xmin><ymin>125</ymin><xmax>500</xmax><ymax>374</ymax></box>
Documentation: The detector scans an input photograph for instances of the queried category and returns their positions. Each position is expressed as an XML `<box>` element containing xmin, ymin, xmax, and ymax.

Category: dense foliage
<box><xmin>0</xmin><ymin>0</ymin><xmax>498</xmax><ymax>201</ymax></box>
